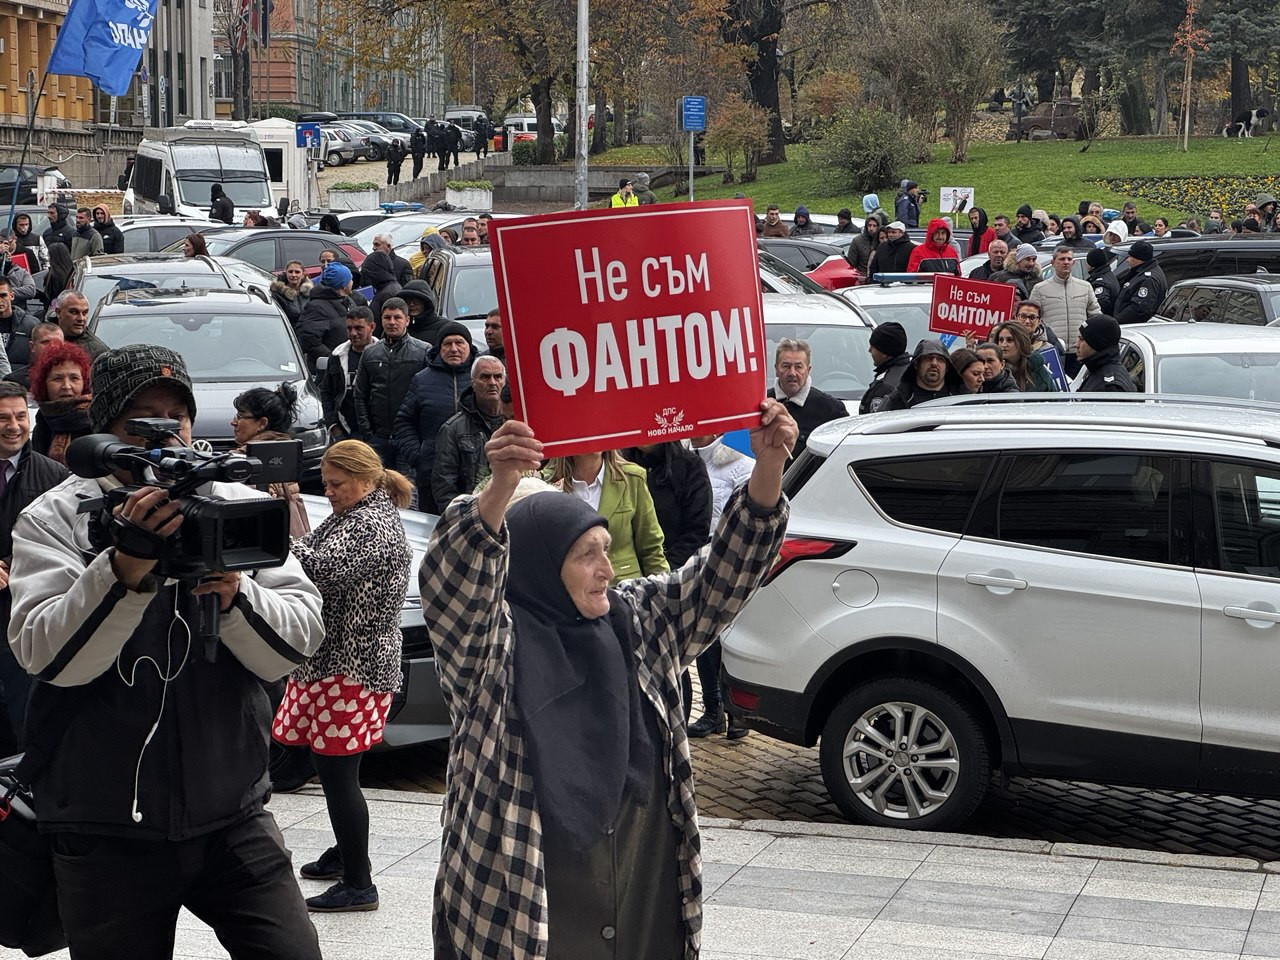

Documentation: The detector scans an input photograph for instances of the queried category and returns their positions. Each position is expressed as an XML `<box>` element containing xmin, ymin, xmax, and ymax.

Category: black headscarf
<box><xmin>506</xmin><ymin>492</ymin><xmax>654</xmax><ymax>852</ymax></box>
<box><xmin>361</xmin><ymin>250</ymin><xmax>398</xmax><ymax>289</ymax></box>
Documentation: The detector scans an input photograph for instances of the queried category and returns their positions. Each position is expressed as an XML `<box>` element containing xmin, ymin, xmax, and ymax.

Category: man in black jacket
<box><xmin>1086</xmin><ymin>248</ymin><xmax>1120</xmax><ymax>315</ymax></box>
<box><xmin>354</xmin><ymin>297</ymin><xmax>429</xmax><ymax>469</ymax></box>
<box><xmin>92</xmin><ymin>204</ymin><xmax>125</xmax><ymax>254</ymax></box>
<box><xmin>0</xmin><ymin>275</ymin><xmax>37</xmax><ymax>371</ymax></box>
<box><xmin>859</xmin><ymin>321</ymin><xmax>911</xmax><ymax>414</ymax></box>
<box><xmin>297</xmin><ymin>261</ymin><xmax>355</xmax><ymax>375</ymax></box>
<box><xmin>8</xmin><ymin>345</ymin><xmax>324</xmax><ymax>956</ymax></box>
<box><xmin>847</xmin><ymin>211</ymin><xmax>885</xmax><ymax>275</ymax></box>
<box><xmin>884</xmin><ymin>339</ymin><xmax>966</xmax><ymax>409</ymax></box>
<box><xmin>209</xmin><ymin>184</ymin><xmax>235</xmax><ymax>225</ymax></box>
<box><xmin>1114</xmin><ymin>240</ymin><xmax>1167</xmax><ymax>324</ymax></box>
<box><xmin>0</xmin><ymin>380</ymin><xmax>68</xmax><ymax>752</ymax></box>
<box><xmin>867</xmin><ymin>221</ymin><xmax>915</xmax><ymax>275</ymax></box>
<box><xmin>1076</xmin><ymin>314</ymin><xmax>1135</xmax><ymax>391</ymax></box>
<box><xmin>766</xmin><ymin>337</ymin><xmax>847</xmax><ymax>463</ymax></box>
<box><xmin>431</xmin><ymin>355</ymin><xmax>507</xmax><ymax>507</ymax></box>
<box><xmin>1013</xmin><ymin>204</ymin><xmax>1045</xmax><ymax>244</ymax></box>
<box><xmin>410</xmin><ymin>128</ymin><xmax>428</xmax><ymax>179</ymax></box>
<box><xmin>320</xmin><ymin>305</ymin><xmax>378</xmax><ymax>440</ymax></box>
<box><xmin>43</xmin><ymin>202</ymin><xmax>73</xmax><ymax>250</ymax></box>
<box><xmin>969</xmin><ymin>239</ymin><xmax>1009</xmax><ymax>282</ymax></box>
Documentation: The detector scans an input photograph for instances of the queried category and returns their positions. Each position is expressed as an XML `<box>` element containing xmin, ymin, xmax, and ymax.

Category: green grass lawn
<box><xmin>639</xmin><ymin>138</ymin><xmax>1280</xmax><ymax>223</ymax></box>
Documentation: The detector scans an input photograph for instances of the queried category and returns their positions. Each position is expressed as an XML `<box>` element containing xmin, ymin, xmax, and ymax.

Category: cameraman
<box><xmin>7</xmin><ymin>344</ymin><xmax>325</xmax><ymax>960</ymax></box>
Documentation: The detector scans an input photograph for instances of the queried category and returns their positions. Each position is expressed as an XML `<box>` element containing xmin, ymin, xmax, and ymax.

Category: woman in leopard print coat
<box><xmin>272</xmin><ymin>440</ymin><xmax>413</xmax><ymax>913</ymax></box>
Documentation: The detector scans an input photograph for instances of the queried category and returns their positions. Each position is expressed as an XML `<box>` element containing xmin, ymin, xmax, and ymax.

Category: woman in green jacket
<box><xmin>991</xmin><ymin>321</ymin><xmax>1058</xmax><ymax>392</ymax></box>
<box><xmin>547</xmin><ymin>450</ymin><xmax>669</xmax><ymax>583</ymax></box>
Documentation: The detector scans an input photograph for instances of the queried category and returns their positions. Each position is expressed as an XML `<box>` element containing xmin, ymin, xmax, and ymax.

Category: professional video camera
<box><xmin>67</xmin><ymin>418</ymin><xmax>301</xmax><ymax>581</ymax></box>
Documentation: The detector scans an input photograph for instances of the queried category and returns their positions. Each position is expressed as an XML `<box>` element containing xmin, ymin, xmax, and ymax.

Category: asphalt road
<box><xmin>362</xmin><ymin>717</ymin><xmax>1280</xmax><ymax>863</ymax></box>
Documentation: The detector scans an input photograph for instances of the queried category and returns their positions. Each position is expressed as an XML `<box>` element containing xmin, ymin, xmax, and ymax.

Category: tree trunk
<box><xmin>1153</xmin><ymin>66</ymin><xmax>1168</xmax><ymax>136</ymax></box>
<box><xmin>531</xmin><ymin>77</ymin><xmax>556</xmax><ymax>164</ymax></box>
<box><xmin>1118</xmin><ymin>75</ymin><xmax>1152</xmax><ymax>135</ymax></box>
<box><xmin>723</xmin><ymin>0</ymin><xmax>787</xmax><ymax>163</ymax></box>
<box><xmin>1035</xmin><ymin>69</ymin><xmax>1056</xmax><ymax>105</ymax></box>
<box><xmin>1081</xmin><ymin>65</ymin><xmax>1100</xmax><ymax>97</ymax></box>
<box><xmin>591</xmin><ymin>84</ymin><xmax>608</xmax><ymax>155</ymax></box>
<box><xmin>1231</xmin><ymin>52</ymin><xmax>1250</xmax><ymax>120</ymax></box>
<box><xmin>949</xmin><ymin>106</ymin><xmax>969</xmax><ymax>163</ymax></box>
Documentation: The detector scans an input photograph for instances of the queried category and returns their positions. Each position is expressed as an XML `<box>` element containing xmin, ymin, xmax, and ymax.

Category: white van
<box><xmin>445</xmin><ymin>105</ymin><xmax>489</xmax><ymax>133</ymax></box>
<box><xmin>123</xmin><ymin>120</ymin><xmax>274</xmax><ymax>219</ymax></box>
<box><xmin>249</xmin><ymin>117</ymin><xmax>320</xmax><ymax>214</ymax></box>
<box><xmin>502</xmin><ymin>114</ymin><xmax>564</xmax><ymax>138</ymax></box>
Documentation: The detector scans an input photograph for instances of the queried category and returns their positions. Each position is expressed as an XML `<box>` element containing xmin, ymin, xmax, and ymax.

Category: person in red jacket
<box><xmin>907</xmin><ymin>218</ymin><xmax>961</xmax><ymax>274</ymax></box>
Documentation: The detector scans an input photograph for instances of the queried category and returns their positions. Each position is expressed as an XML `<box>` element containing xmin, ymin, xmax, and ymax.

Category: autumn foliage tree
<box><xmin>705</xmin><ymin>93</ymin><xmax>770</xmax><ymax>181</ymax></box>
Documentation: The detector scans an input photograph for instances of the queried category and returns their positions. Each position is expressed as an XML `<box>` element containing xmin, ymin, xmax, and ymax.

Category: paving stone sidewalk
<box><xmin>11</xmin><ymin>788</ymin><xmax>1280</xmax><ymax>960</ymax></box>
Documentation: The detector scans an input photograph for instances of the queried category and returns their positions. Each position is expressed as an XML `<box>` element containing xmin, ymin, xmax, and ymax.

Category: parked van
<box><xmin>249</xmin><ymin>117</ymin><xmax>321</xmax><ymax>214</ymax></box>
<box><xmin>502</xmin><ymin>114</ymin><xmax>564</xmax><ymax>139</ymax></box>
<box><xmin>123</xmin><ymin>120</ymin><xmax>274</xmax><ymax>219</ymax></box>
<box><xmin>444</xmin><ymin>105</ymin><xmax>489</xmax><ymax>133</ymax></box>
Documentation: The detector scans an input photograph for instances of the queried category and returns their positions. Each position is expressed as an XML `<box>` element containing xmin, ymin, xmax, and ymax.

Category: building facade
<box><xmin>0</xmin><ymin>0</ymin><xmax>94</xmax><ymax>126</ymax></box>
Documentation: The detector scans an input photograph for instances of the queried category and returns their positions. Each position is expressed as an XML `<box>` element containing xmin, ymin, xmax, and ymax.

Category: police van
<box><xmin>123</xmin><ymin>120</ymin><xmax>274</xmax><ymax>219</ymax></box>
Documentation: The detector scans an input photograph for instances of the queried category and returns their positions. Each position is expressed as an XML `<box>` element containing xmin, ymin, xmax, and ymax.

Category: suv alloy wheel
<box><xmin>819</xmin><ymin>678</ymin><xmax>990</xmax><ymax>829</ymax></box>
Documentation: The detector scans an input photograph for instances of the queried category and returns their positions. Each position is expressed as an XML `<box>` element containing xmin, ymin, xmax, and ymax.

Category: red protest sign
<box><xmin>489</xmin><ymin>200</ymin><xmax>766</xmax><ymax>458</ymax></box>
<box><xmin>929</xmin><ymin>274</ymin><xmax>1017</xmax><ymax>338</ymax></box>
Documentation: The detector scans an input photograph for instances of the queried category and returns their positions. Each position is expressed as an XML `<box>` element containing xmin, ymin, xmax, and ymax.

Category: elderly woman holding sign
<box><xmin>420</xmin><ymin>400</ymin><xmax>795</xmax><ymax>960</ymax></box>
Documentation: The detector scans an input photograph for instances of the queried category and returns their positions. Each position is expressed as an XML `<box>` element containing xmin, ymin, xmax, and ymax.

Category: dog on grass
<box><xmin>1223</xmin><ymin>108</ymin><xmax>1270</xmax><ymax>138</ymax></box>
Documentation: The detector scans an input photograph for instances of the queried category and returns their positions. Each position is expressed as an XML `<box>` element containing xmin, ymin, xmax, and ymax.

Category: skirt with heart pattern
<box><xmin>271</xmin><ymin>674</ymin><xmax>394</xmax><ymax>756</ymax></box>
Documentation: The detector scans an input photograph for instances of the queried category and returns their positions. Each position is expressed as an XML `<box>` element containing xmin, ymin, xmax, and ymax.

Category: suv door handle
<box><xmin>1223</xmin><ymin>604</ymin><xmax>1280</xmax><ymax>626</ymax></box>
<box><xmin>965</xmin><ymin>573</ymin><xmax>1028</xmax><ymax>591</ymax></box>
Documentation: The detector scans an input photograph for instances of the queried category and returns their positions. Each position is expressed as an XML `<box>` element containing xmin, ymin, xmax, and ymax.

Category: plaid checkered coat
<box><xmin>420</xmin><ymin>487</ymin><xmax>788</xmax><ymax>960</ymax></box>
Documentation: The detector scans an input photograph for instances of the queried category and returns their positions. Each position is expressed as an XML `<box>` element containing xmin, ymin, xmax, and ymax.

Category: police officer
<box><xmin>1076</xmin><ymin>314</ymin><xmax>1136</xmax><ymax>392</ymax></box>
<box><xmin>1113</xmin><ymin>240</ymin><xmax>1167</xmax><ymax>324</ymax></box>
<box><xmin>858</xmin><ymin>321</ymin><xmax>911</xmax><ymax>414</ymax></box>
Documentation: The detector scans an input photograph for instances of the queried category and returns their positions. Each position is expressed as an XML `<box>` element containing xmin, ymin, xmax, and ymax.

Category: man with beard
<box><xmin>431</xmin><ymin>355</ymin><xmax>507</xmax><ymax>507</ymax></box>
<box><xmin>859</xmin><ymin>321</ymin><xmax>911</xmax><ymax>414</ymax></box>
<box><xmin>867</xmin><ymin>221</ymin><xmax>915</xmax><ymax>274</ymax></box>
<box><xmin>92</xmin><ymin>205</ymin><xmax>125</xmax><ymax>254</ymax></box>
<box><xmin>1076</xmin><ymin>314</ymin><xmax>1135</xmax><ymax>392</ymax></box>
<box><xmin>1013</xmin><ymin>204</ymin><xmax>1045</xmax><ymax>244</ymax></box>
<box><xmin>884</xmin><ymin>339</ymin><xmax>966</xmax><ymax>409</ymax></box>
<box><xmin>69</xmin><ymin>208</ymin><xmax>104</xmax><ymax>261</ymax></box>
<box><xmin>1057</xmin><ymin>215</ymin><xmax>1093</xmax><ymax>250</ymax></box>
<box><xmin>43</xmin><ymin>203</ymin><xmax>73</xmax><ymax>250</ymax></box>
<box><xmin>765</xmin><ymin>337</ymin><xmax>846</xmax><ymax>463</ymax></box>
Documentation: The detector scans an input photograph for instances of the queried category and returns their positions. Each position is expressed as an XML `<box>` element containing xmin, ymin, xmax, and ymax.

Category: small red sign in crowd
<box><xmin>489</xmin><ymin>200</ymin><xmax>767</xmax><ymax>458</ymax></box>
<box><xmin>928</xmin><ymin>274</ymin><xmax>1017</xmax><ymax>339</ymax></box>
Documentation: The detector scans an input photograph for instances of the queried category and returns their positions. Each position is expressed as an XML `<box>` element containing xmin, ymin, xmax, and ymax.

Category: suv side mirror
<box><xmin>158</xmin><ymin>195</ymin><xmax>174</xmax><ymax>215</ymax></box>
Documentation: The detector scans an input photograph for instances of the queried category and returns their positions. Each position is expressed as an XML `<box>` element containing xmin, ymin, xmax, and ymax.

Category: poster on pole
<box><xmin>939</xmin><ymin>187</ymin><xmax>974</xmax><ymax>215</ymax></box>
<box><xmin>929</xmin><ymin>274</ymin><xmax>1016</xmax><ymax>339</ymax></box>
<box><xmin>490</xmin><ymin>200</ymin><xmax>767</xmax><ymax>458</ymax></box>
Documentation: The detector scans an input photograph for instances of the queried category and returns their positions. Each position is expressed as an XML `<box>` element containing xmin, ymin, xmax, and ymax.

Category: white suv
<box><xmin>722</xmin><ymin>395</ymin><xmax>1280</xmax><ymax>829</ymax></box>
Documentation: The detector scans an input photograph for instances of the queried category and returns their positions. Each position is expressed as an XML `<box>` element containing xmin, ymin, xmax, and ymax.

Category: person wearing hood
<box><xmin>976</xmin><ymin>341</ymin><xmax>1020</xmax><ymax>393</ymax></box>
<box><xmin>1256</xmin><ymin>192</ymin><xmax>1278</xmax><ymax>231</ymax></box>
<box><xmin>92</xmin><ymin>205</ymin><xmax>124</xmax><ymax>254</ymax></box>
<box><xmin>421</xmin><ymin>404</ymin><xmax>792</xmax><ymax>960</ymax></box>
<box><xmin>1076</xmin><ymin>314</ymin><xmax>1135</xmax><ymax>392</ymax></box>
<box><xmin>11</xmin><ymin>213</ymin><xmax>44</xmax><ymax>270</ymax></box>
<box><xmin>361</xmin><ymin>248</ymin><xmax>403</xmax><ymax>321</ymax></box>
<box><xmin>894</xmin><ymin>180</ymin><xmax>921</xmax><ymax>228</ymax></box>
<box><xmin>789</xmin><ymin>205</ymin><xmax>822</xmax><ymax>236</ymax></box>
<box><xmin>0</xmin><ymin>233</ymin><xmax>40</xmax><ymax>307</ymax></box>
<box><xmin>68</xmin><ymin>207</ymin><xmax>104</xmax><ymax>261</ymax></box>
<box><xmin>431</xmin><ymin>355</ymin><xmax>507</xmax><ymax>507</ymax></box>
<box><xmin>271</xmin><ymin>259</ymin><xmax>313</xmax><ymax>326</ymax></box>
<box><xmin>862</xmin><ymin>192</ymin><xmax>881</xmax><ymax>217</ymax></box>
<box><xmin>884</xmin><ymin>339</ymin><xmax>966</xmax><ymax>409</ymax></box>
<box><xmin>42</xmin><ymin>203</ymin><xmax>73</xmax><ymax>250</ymax></box>
<box><xmin>1086</xmin><ymin>247</ymin><xmax>1120</xmax><ymax>315</ymax></box>
<box><xmin>1080</xmin><ymin>214</ymin><xmax>1105</xmax><ymax>236</ymax></box>
<box><xmin>859</xmin><ymin>321</ymin><xmax>912</xmax><ymax>414</ymax></box>
<box><xmin>398</xmin><ymin>279</ymin><xmax>442</xmax><ymax>342</ymax></box>
<box><xmin>297</xmin><ymin>262</ymin><xmax>356</xmax><ymax>375</ymax></box>
<box><xmin>1056</xmin><ymin>215</ymin><xmax>1093</xmax><ymax>250</ymax></box>
<box><xmin>766</xmin><ymin>337</ymin><xmax>846</xmax><ymax>463</ymax></box>
<box><xmin>990</xmin><ymin>243</ymin><xmax>1044</xmax><ymax>299</ymax></box>
<box><xmin>966</xmin><ymin>207</ymin><xmax>995</xmax><ymax>256</ymax></box>
<box><xmin>209</xmin><ymin>184</ymin><xmax>235</xmax><ymax>224</ymax></box>
<box><xmin>1113</xmin><ymin>240</ymin><xmax>1167</xmax><ymax>324</ymax></box>
<box><xmin>907</xmin><ymin>218</ymin><xmax>960</xmax><ymax>274</ymax></box>
<box><xmin>867</xmin><ymin>220</ymin><xmax>916</xmax><ymax>275</ymax></box>
<box><xmin>1013</xmin><ymin>204</ymin><xmax>1045</xmax><ymax>244</ymax></box>
<box><xmin>393</xmin><ymin>320</ymin><xmax>477</xmax><ymax>511</ymax></box>
<box><xmin>633</xmin><ymin>173</ymin><xmax>658</xmax><ymax>205</ymax></box>
<box><xmin>847</xmin><ymin>211</ymin><xmax>885</xmax><ymax>274</ymax></box>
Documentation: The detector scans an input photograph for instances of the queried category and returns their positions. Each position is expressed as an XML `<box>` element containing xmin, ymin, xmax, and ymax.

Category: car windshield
<box><xmin>757</xmin><ymin>249</ymin><xmax>825</xmax><ymax>294</ymax></box>
<box><xmin>353</xmin><ymin>217</ymin><xmax>434</xmax><ymax>249</ymax></box>
<box><xmin>172</xmin><ymin>142</ymin><xmax>272</xmax><ymax>209</ymax></box>
<box><xmin>447</xmin><ymin>263</ymin><xmax>497</xmax><ymax>319</ymax></box>
<box><xmin>1157</xmin><ymin>352</ymin><xmax>1280</xmax><ymax>403</ymax></box>
<box><xmin>197</xmin><ymin>236</ymin><xmax>240</xmax><ymax>256</ymax></box>
<box><xmin>764</xmin><ymin>322</ymin><xmax>875</xmax><ymax>400</ymax></box>
<box><xmin>94</xmin><ymin>309</ymin><xmax>302</xmax><ymax>381</ymax></box>
<box><xmin>81</xmin><ymin>272</ymin><xmax>232</xmax><ymax>311</ymax></box>
<box><xmin>854</xmin><ymin>300</ymin><xmax>935</xmax><ymax>348</ymax></box>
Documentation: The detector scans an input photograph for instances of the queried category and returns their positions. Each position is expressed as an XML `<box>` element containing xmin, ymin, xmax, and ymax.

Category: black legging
<box><xmin>312</xmin><ymin>752</ymin><xmax>372</xmax><ymax>889</ymax></box>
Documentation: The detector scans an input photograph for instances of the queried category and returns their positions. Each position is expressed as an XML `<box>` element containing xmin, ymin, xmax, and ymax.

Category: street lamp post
<box><xmin>573</xmin><ymin>0</ymin><xmax>588</xmax><ymax>210</ymax></box>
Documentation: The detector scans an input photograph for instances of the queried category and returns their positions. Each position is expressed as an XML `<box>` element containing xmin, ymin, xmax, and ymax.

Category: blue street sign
<box><xmin>295</xmin><ymin>122</ymin><xmax>321</xmax><ymax>148</ymax></box>
<box><xmin>680</xmin><ymin>96</ymin><xmax>706</xmax><ymax>132</ymax></box>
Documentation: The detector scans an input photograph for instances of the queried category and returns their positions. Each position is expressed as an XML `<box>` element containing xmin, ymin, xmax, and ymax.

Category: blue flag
<box><xmin>47</xmin><ymin>0</ymin><xmax>158</xmax><ymax>97</ymax></box>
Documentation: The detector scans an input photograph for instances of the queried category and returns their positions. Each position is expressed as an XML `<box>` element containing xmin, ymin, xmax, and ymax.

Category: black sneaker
<box><xmin>726</xmin><ymin>714</ymin><xmax>749</xmax><ymax>741</ymax></box>
<box><xmin>306</xmin><ymin>880</ymin><xmax>379</xmax><ymax>913</ymax></box>
<box><xmin>687</xmin><ymin>707</ymin><xmax>725</xmax><ymax>738</ymax></box>
<box><xmin>300</xmin><ymin>845</ymin><xmax>345</xmax><ymax>881</ymax></box>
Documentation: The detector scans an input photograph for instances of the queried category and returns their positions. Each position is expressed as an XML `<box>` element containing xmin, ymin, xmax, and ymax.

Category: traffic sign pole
<box><xmin>679</xmin><ymin>96</ymin><xmax>706</xmax><ymax>203</ymax></box>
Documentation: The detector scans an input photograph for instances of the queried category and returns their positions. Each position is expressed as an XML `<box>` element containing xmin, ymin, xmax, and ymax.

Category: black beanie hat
<box><xmin>1129</xmin><ymin>240</ymin><xmax>1155</xmax><ymax>262</ymax></box>
<box><xmin>869</xmin><ymin>321</ymin><xmax>908</xmax><ymax>357</ymax></box>
<box><xmin>434</xmin><ymin>320</ymin><xmax>473</xmax><ymax>348</ymax></box>
<box><xmin>1086</xmin><ymin>248</ymin><xmax>1111</xmax><ymax>270</ymax></box>
<box><xmin>1079</xmin><ymin>313</ymin><xmax>1121</xmax><ymax>351</ymax></box>
<box><xmin>1017</xmin><ymin>203</ymin><xmax>1033</xmax><ymax>219</ymax></box>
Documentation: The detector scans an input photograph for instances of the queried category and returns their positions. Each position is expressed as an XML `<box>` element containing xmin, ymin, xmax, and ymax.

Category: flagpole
<box><xmin>5</xmin><ymin>70</ymin><xmax>51</xmax><ymax>237</ymax></box>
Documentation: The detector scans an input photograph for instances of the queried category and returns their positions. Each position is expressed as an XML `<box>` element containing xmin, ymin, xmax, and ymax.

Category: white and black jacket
<box><xmin>8</xmin><ymin>475</ymin><xmax>324</xmax><ymax>838</ymax></box>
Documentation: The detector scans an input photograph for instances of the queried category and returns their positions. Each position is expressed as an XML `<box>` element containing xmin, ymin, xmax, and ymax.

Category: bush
<box><xmin>705</xmin><ymin>94</ymin><xmax>769</xmax><ymax>182</ymax></box>
<box><xmin>511</xmin><ymin>140</ymin><xmax>538</xmax><ymax>165</ymax></box>
<box><xmin>814</xmin><ymin>108</ymin><xmax>921</xmax><ymax>193</ymax></box>
<box><xmin>446</xmin><ymin>179</ymin><xmax>493</xmax><ymax>191</ymax></box>
<box><xmin>331</xmin><ymin>181</ymin><xmax>379</xmax><ymax>191</ymax></box>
